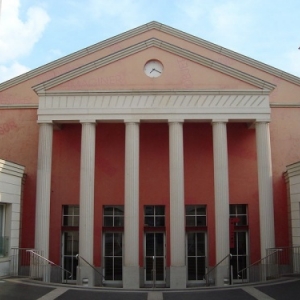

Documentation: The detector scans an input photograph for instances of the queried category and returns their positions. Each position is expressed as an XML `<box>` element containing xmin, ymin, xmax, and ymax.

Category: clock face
<box><xmin>144</xmin><ymin>60</ymin><xmax>163</xmax><ymax>78</ymax></box>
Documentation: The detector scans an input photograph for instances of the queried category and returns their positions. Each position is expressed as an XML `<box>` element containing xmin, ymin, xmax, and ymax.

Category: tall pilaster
<box><xmin>256</xmin><ymin>122</ymin><xmax>275</xmax><ymax>258</ymax></box>
<box><xmin>35</xmin><ymin>122</ymin><xmax>53</xmax><ymax>259</ymax></box>
<box><xmin>78</xmin><ymin>121</ymin><xmax>96</xmax><ymax>285</ymax></box>
<box><xmin>169</xmin><ymin>121</ymin><xmax>186</xmax><ymax>289</ymax></box>
<box><xmin>123</xmin><ymin>121</ymin><xmax>140</xmax><ymax>289</ymax></box>
<box><xmin>212</xmin><ymin>120</ymin><xmax>230</xmax><ymax>286</ymax></box>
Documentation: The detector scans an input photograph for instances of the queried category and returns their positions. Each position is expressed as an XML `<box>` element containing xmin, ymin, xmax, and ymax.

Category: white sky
<box><xmin>0</xmin><ymin>0</ymin><xmax>299</xmax><ymax>83</ymax></box>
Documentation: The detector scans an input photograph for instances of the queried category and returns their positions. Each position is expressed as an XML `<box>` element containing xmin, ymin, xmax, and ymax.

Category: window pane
<box><xmin>114</xmin><ymin>216</ymin><xmax>123</xmax><ymax>227</ymax></box>
<box><xmin>114</xmin><ymin>257</ymin><xmax>123</xmax><ymax>280</ymax></box>
<box><xmin>155</xmin><ymin>217</ymin><xmax>165</xmax><ymax>227</ymax></box>
<box><xmin>73</xmin><ymin>216</ymin><xmax>79</xmax><ymax>226</ymax></box>
<box><xmin>105</xmin><ymin>257</ymin><xmax>113</xmax><ymax>280</ymax></box>
<box><xmin>145</xmin><ymin>216</ymin><xmax>154</xmax><ymax>227</ymax></box>
<box><xmin>114</xmin><ymin>206</ymin><xmax>124</xmax><ymax>215</ymax></box>
<box><xmin>186</xmin><ymin>216</ymin><xmax>195</xmax><ymax>226</ymax></box>
<box><xmin>186</xmin><ymin>206</ymin><xmax>195</xmax><ymax>216</ymax></box>
<box><xmin>105</xmin><ymin>233</ymin><xmax>114</xmax><ymax>256</ymax></box>
<box><xmin>196</xmin><ymin>206</ymin><xmax>206</xmax><ymax>215</ymax></box>
<box><xmin>104</xmin><ymin>216</ymin><xmax>114</xmax><ymax>227</ymax></box>
<box><xmin>104</xmin><ymin>206</ymin><xmax>114</xmax><ymax>215</ymax></box>
<box><xmin>197</xmin><ymin>257</ymin><xmax>206</xmax><ymax>279</ymax></box>
<box><xmin>155</xmin><ymin>206</ymin><xmax>165</xmax><ymax>215</ymax></box>
<box><xmin>188</xmin><ymin>257</ymin><xmax>196</xmax><ymax>280</ymax></box>
<box><xmin>113</xmin><ymin>233</ymin><xmax>122</xmax><ymax>256</ymax></box>
<box><xmin>146</xmin><ymin>257</ymin><xmax>154</xmax><ymax>281</ymax></box>
<box><xmin>236</xmin><ymin>205</ymin><xmax>246</xmax><ymax>214</ymax></box>
<box><xmin>237</xmin><ymin>216</ymin><xmax>247</xmax><ymax>226</ymax></box>
<box><xmin>187</xmin><ymin>233</ymin><xmax>196</xmax><ymax>256</ymax></box>
<box><xmin>145</xmin><ymin>206</ymin><xmax>154</xmax><ymax>216</ymax></box>
<box><xmin>230</xmin><ymin>205</ymin><xmax>236</xmax><ymax>215</ymax></box>
<box><xmin>196</xmin><ymin>233</ymin><xmax>205</xmax><ymax>256</ymax></box>
<box><xmin>155</xmin><ymin>233</ymin><xmax>164</xmax><ymax>256</ymax></box>
<box><xmin>156</xmin><ymin>257</ymin><xmax>164</xmax><ymax>280</ymax></box>
<box><xmin>146</xmin><ymin>233</ymin><xmax>154</xmax><ymax>256</ymax></box>
<box><xmin>197</xmin><ymin>216</ymin><xmax>206</xmax><ymax>226</ymax></box>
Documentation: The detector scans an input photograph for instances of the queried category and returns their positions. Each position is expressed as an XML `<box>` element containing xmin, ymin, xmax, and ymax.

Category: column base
<box><xmin>170</xmin><ymin>266</ymin><xmax>186</xmax><ymax>289</ymax></box>
<box><xmin>77</xmin><ymin>266</ymin><xmax>95</xmax><ymax>287</ymax></box>
<box><xmin>123</xmin><ymin>266</ymin><xmax>140</xmax><ymax>289</ymax></box>
<box><xmin>215</xmin><ymin>265</ymin><xmax>229</xmax><ymax>287</ymax></box>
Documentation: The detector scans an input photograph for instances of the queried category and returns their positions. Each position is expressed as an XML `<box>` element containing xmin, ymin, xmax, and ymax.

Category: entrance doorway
<box><xmin>231</xmin><ymin>231</ymin><xmax>248</xmax><ymax>282</ymax></box>
<box><xmin>144</xmin><ymin>232</ymin><xmax>166</xmax><ymax>285</ymax></box>
<box><xmin>62</xmin><ymin>231</ymin><xmax>79</xmax><ymax>281</ymax></box>
<box><xmin>186</xmin><ymin>232</ymin><xmax>207</xmax><ymax>282</ymax></box>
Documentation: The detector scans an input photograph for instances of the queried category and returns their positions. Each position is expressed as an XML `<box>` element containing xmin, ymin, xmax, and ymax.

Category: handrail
<box><xmin>205</xmin><ymin>253</ymin><xmax>232</xmax><ymax>286</ymax></box>
<box><xmin>76</xmin><ymin>254</ymin><xmax>105</xmax><ymax>280</ymax></box>
<box><xmin>238</xmin><ymin>249</ymin><xmax>283</xmax><ymax>282</ymax></box>
<box><xmin>26</xmin><ymin>250</ymin><xmax>72</xmax><ymax>281</ymax></box>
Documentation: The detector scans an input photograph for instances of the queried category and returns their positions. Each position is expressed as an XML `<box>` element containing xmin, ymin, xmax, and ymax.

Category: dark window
<box><xmin>62</xmin><ymin>205</ymin><xmax>79</xmax><ymax>227</ymax></box>
<box><xmin>186</xmin><ymin>205</ymin><xmax>206</xmax><ymax>227</ymax></box>
<box><xmin>144</xmin><ymin>205</ymin><xmax>165</xmax><ymax>227</ymax></box>
<box><xmin>230</xmin><ymin>204</ymin><xmax>248</xmax><ymax>226</ymax></box>
<box><xmin>103</xmin><ymin>206</ymin><xmax>124</xmax><ymax>227</ymax></box>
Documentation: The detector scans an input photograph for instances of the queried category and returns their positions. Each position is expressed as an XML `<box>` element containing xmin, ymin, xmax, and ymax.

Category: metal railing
<box><xmin>26</xmin><ymin>250</ymin><xmax>72</xmax><ymax>284</ymax></box>
<box><xmin>238</xmin><ymin>246</ymin><xmax>300</xmax><ymax>283</ymax></box>
<box><xmin>205</xmin><ymin>253</ymin><xmax>232</xmax><ymax>286</ymax></box>
<box><xmin>76</xmin><ymin>254</ymin><xmax>105</xmax><ymax>286</ymax></box>
<box><xmin>10</xmin><ymin>248</ymin><xmax>33</xmax><ymax>277</ymax></box>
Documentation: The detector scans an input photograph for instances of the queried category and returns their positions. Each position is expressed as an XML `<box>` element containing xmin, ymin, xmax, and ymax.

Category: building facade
<box><xmin>0</xmin><ymin>22</ymin><xmax>300</xmax><ymax>288</ymax></box>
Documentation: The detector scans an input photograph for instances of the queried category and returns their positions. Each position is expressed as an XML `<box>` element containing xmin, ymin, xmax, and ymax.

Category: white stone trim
<box><xmin>38</xmin><ymin>91</ymin><xmax>271</xmax><ymax>123</ymax></box>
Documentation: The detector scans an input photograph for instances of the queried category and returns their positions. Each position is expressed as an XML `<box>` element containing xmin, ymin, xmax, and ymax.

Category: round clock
<box><xmin>144</xmin><ymin>60</ymin><xmax>163</xmax><ymax>78</ymax></box>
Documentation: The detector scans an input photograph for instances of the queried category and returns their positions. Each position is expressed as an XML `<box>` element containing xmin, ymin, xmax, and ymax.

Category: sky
<box><xmin>0</xmin><ymin>0</ymin><xmax>299</xmax><ymax>84</ymax></box>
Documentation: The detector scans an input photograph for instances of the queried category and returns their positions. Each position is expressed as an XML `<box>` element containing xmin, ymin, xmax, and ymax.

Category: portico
<box><xmin>34</xmin><ymin>89</ymin><xmax>275</xmax><ymax>288</ymax></box>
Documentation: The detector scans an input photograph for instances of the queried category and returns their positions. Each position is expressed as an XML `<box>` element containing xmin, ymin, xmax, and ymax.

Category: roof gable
<box><xmin>0</xmin><ymin>21</ymin><xmax>299</xmax><ymax>93</ymax></box>
<box><xmin>33</xmin><ymin>38</ymin><xmax>275</xmax><ymax>94</ymax></box>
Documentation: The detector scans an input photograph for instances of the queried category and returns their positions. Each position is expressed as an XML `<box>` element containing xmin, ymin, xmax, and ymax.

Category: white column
<box><xmin>35</xmin><ymin>122</ymin><xmax>53</xmax><ymax>282</ymax></box>
<box><xmin>35</xmin><ymin>122</ymin><xmax>53</xmax><ymax>257</ymax></box>
<box><xmin>212</xmin><ymin>120</ymin><xmax>230</xmax><ymax>286</ymax></box>
<box><xmin>256</xmin><ymin>122</ymin><xmax>275</xmax><ymax>258</ymax></box>
<box><xmin>169</xmin><ymin>120</ymin><xmax>186</xmax><ymax>289</ymax></box>
<box><xmin>78</xmin><ymin>121</ymin><xmax>96</xmax><ymax>285</ymax></box>
<box><xmin>123</xmin><ymin>121</ymin><xmax>140</xmax><ymax>289</ymax></box>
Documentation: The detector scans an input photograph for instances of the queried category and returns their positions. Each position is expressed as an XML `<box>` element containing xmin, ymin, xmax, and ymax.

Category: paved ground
<box><xmin>0</xmin><ymin>277</ymin><xmax>300</xmax><ymax>300</ymax></box>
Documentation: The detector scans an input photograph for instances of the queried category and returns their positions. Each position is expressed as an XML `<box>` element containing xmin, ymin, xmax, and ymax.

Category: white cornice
<box><xmin>33</xmin><ymin>39</ymin><xmax>275</xmax><ymax>93</ymax></box>
<box><xmin>37</xmin><ymin>90</ymin><xmax>271</xmax><ymax>123</ymax></box>
<box><xmin>0</xmin><ymin>21</ymin><xmax>299</xmax><ymax>92</ymax></box>
<box><xmin>0</xmin><ymin>159</ymin><xmax>25</xmax><ymax>178</ymax></box>
<box><xmin>0</xmin><ymin>104</ymin><xmax>38</xmax><ymax>109</ymax></box>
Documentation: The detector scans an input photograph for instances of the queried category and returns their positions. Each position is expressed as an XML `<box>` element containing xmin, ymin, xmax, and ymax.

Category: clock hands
<box><xmin>150</xmin><ymin>68</ymin><xmax>161</xmax><ymax>74</ymax></box>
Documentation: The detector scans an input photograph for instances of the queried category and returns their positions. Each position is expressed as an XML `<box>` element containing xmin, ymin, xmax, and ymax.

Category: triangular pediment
<box><xmin>33</xmin><ymin>38</ymin><xmax>275</xmax><ymax>94</ymax></box>
<box><xmin>1</xmin><ymin>21</ymin><xmax>299</xmax><ymax>94</ymax></box>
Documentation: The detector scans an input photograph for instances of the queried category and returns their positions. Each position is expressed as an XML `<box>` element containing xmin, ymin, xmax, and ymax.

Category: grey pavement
<box><xmin>0</xmin><ymin>277</ymin><xmax>299</xmax><ymax>300</ymax></box>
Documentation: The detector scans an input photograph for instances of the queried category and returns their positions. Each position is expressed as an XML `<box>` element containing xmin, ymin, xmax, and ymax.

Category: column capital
<box><xmin>168</xmin><ymin>119</ymin><xmax>184</xmax><ymax>124</ymax></box>
<box><xmin>255</xmin><ymin>120</ymin><xmax>270</xmax><ymax>124</ymax></box>
<box><xmin>124</xmin><ymin>119</ymin><xmax>140</xmax><ymax>124</ymax></box>
<box><xmin>80</xmin><ymin>120</ymin><xmax>96</xmax><ymax>124</ymax></box>
<box><xmin>37</xmin><ymin>120</ymin><xmax>53</xmax><ymax>124</ymax></box>
<box><xmin>211</xmin><ymin>119</ymin><xmax>228</xmax><ymax>124</ymax></box>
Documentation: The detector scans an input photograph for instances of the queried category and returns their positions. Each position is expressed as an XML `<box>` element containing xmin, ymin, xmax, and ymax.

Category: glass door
<box><xmin>144</xmin><ymin>232</ymin><xmax>165</xmax><ymax>285</ymax></box>
<box><xmin>103</xmin><ymin>232</ymin><xmax>123</xmax><ymax>283</ymax></box>
<box><xmin>231</xmin><ymin>231</ymin><xmax>248</xmax><ymax>282</ymax></box>
<box><xmin>62</xmin><ymin>231</ymin><xmax>79</xmax><ymax>282</ymax></box>
<box><xmin>186</xmin><ymin>232</ymin><xmax>206</xmax><ymax>282</ymax></box>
